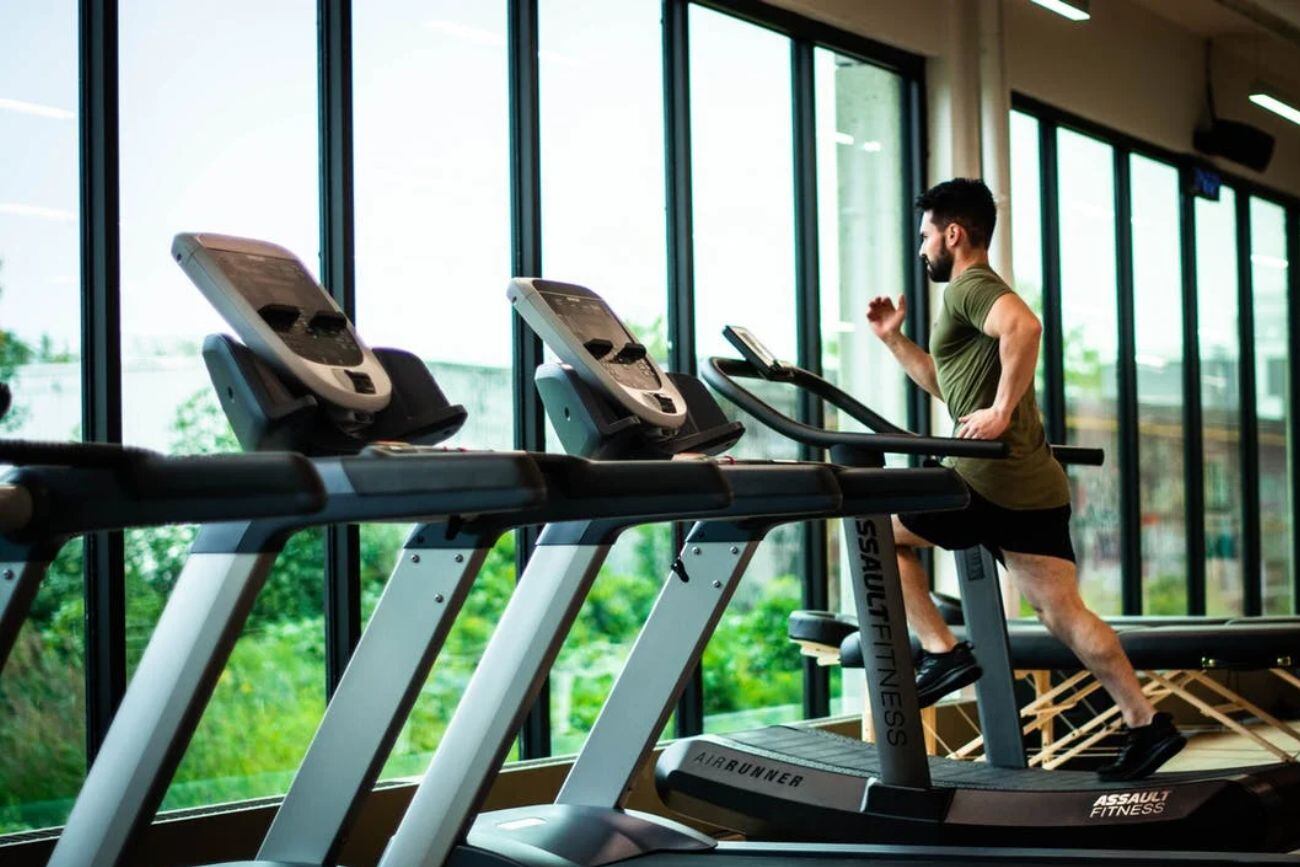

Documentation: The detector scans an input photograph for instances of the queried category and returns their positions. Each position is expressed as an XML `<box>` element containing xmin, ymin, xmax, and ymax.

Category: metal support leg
<box><xmin>50</xmin><ymin>548</ymin><xmax>279</xmax><ymax>867</ymax></box>
<box><xmin>0</xmin><ymin>558</ymin><xmax>51</xmax><ymax>675</ymax></box>
<box><xmin>955</xmin><ymin>545</ymin><xmax>1026</xmax><ymax>768</ymax></box>
<box><xmin>558</xmin><ymin>532</ymin><xmax>758</xmax><ymax>807</ymax></box>
<box><xmin>378</xmin><ymin>540</ymin><xmax>610</xmax><ymax>867</ymax></box>
<box><xmin>260</xmin><ymin>529</ymin><xmax>492</xmax><ymax>864</ymax></box>
<box><xmin>843</xmin><ymin>515</ymin><xmax>930</xmax><ymax>790</ymax></box>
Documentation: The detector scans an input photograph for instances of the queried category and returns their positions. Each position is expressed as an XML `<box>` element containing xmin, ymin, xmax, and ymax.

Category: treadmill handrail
<box><xmin>704</xmin><ymin>358</ymin><xmax>1006</xmax><ymax>460</ymax></box>
<box><xmin>0</xmin><ymin>444</ymin><xmax>327</xmax><ymax>540</ymax></box>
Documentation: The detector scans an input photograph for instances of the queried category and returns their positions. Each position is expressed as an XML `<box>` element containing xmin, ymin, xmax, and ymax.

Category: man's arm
<box><xmin>866</xmin><ymin>295</ymin><xmax>942</xmax><ymax>399</ymax></box>
<box><xmin>955</xmin><ymin>293</ymin><xmax>1041</xmax><ymax>439</ymax></box>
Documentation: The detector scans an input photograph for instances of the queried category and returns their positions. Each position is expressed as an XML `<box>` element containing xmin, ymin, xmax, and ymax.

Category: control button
<box><xmin>308</xmin><ymin>310</ymin><xmax>348</xmax><ymax>334</ymax></box>
<box><xmin>613</xmin><ymin>341</ymin><xmax>647</xmax><ymax>363</ymax></box>
<box><xmin>258</xmin><ymin>303</ymin><xmax>300</xmax><ymax>332</ymax></box>
<box><xmin>583</xmin><ymin>338</ymin><xmax>614</xmax><ymax>359</ymax></box>
<box><xmin>345</xmin><ymin>370</ymin><xmax>376</xmax><ymax>394</ymax></box>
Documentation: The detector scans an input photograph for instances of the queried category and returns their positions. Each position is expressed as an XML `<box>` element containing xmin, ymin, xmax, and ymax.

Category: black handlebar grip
<box><xmin>130</xmin><ymin>452</ymin><xmax>327</xmax><ymax>517</ymax></box>
<box><xmin>1049</xmin><ymin>445</ymin><xmax>1105</xmax><ymax>466</ymax></box>
<box><xmin>0</xmin><ymin>438</ymin><xmax>159</xmax><ymax>469</ymax></box>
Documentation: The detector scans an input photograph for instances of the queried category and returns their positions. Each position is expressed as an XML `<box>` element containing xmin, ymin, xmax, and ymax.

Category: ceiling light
<box><xmin>1249</xmin><ymin>84</ymin><xmax>1300</xmax><ymax>127</ymax></box>
<box><xmin>1029</xmin><ymin>0</ymin><xmax>1090</xmax><ymax>22</ymax></box>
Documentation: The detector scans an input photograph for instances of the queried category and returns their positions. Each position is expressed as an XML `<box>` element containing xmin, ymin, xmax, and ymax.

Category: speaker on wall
<box><xmin>1193</xmin><ymin>119</ymin><xmax>1275</xmax><ymax>173</ymax></box>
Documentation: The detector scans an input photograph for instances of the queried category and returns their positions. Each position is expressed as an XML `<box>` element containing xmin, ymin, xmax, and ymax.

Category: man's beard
<box><xmin>923</xmin><ymin>249</ymin><xmax>954</xmax><ymax>282</ymax></box>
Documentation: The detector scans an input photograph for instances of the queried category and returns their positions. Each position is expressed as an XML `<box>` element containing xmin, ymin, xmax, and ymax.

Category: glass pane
<box><xmin>812</xmin><ymin>49</ymin><xmax>907</xmax><ymax>716</ymax></box>
<box><xmin>1130</xmin><ymin>155</ymin><xmax>1186</xmax><ymax>614</ymax></box>
<box><xmin>0</xmin><ymin>0</ymin><xmax>85</xmax><ymax>832</ymax></box>
<box><xmin>352</xmin><ymin>0</ymin><xmax>517</xmax><ymax>776</ymax></box>
<box><xmin>1251</xmin><ymin>196</ymin><xmax>1291</xmax><ymax>614</ymax></box>
<box><xmin>1056</xmin><ymin>128</ymin><xmax>1121</xmax><ymax>614</ymax></box>
<box><xmin>1196</xmin><ymin>188</ymin><xmax>1242</xmax><ymax>615</ymax></box>
<box><xmin>538</xmin><ymin>0</ymin><xmax>673</xmax><ymax>754</ymax></box>
<box><xmin>118</xmin><ymin>0</ymin><xmax>324</xmax><ymax>811</ymax></box>
<box><xmin>1009</xmin><ymin>110</ymin><xmax>1046</xmax><ymax>403</ymax></box>
<box><xmin>690</xmin><ymin>6</ymin><xmax>802</xmax><ymax>731</ymax></box>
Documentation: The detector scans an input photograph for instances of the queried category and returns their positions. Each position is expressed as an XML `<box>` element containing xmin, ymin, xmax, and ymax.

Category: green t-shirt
<box><xmin>931</xmin><ymin>265</ymin><xmax>1070</xmax><ymax>510</ymax></box>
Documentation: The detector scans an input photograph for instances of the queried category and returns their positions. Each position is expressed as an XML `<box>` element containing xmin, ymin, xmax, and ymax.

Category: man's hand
<box><xmin>956</xmin><ymin>406</ymin><xmax>1011</xmax><ymax>440</ymax></box>
<box><xmin>866</xmin><ymin>294</ymin><xmax>907</xmax><ymax>343</ymax></box>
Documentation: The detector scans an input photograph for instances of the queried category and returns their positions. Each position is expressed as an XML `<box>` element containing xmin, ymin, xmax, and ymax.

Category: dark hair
<box><xmin>915</xmin><ymin>178</ymin><xmax>996</xmax><ymax>249</ymax></box>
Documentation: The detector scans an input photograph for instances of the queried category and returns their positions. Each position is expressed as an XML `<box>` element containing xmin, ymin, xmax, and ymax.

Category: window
<box><xmin>1130</xmin><ymin>155</ymin><xmax>1186</xmax><ymax>614</ymax></box>
<box><xmin>0</xmin><ymin>0</ymin><xmax>84</xmax><ymax>832</ymax></box>
<box><xmin>538</xmin><ymin>0</ymin><xmax>672</xmax><ymax>754</ymax></box>
<box><xmin>1250</xmin><ymin>197</ymin><xmax>1291</xmax><ymax>614</ymax></box>
<box><xmin>118</xmin><ymin>0</ymin><xmax>324</xmax><ymax>811</ymax></box>
<box><xmin>352</xmin><ymin>0</ymin><xmax>516</xmax><ymax>776</ymax></box>
<box><xmin>689</xmin><ymin>6</ymin><xmax>803</xmax><ymax>731</ymax></box>
<box><xmin>812</xmin><ymin>49</ymin><xmax>909</xmax><ymax>715</ymax></box>
<box><xmin>1056</xmin><ymin>128</ymin><xmax>1121</xmax><ymax>614</ymax></box>
<box><xmin>1009</xmin><ymin>110</ymin><xmax>1047</xmax><ymax>402</ymax></box>
<box><xmin>1196</xmin><ymin>188</ymin><xmax>1243</xmax><ymax>615</ymax></box>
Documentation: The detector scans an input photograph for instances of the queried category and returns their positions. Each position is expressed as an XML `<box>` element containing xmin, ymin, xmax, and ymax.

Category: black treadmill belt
<box><xmin>720</xmin><ymin>726</ymin><xmax>1274</xmax><ymax>792</ymax></box>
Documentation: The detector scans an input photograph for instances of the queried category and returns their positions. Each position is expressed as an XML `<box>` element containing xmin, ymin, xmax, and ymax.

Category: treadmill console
<box><xmin>722</xmin><ymin>325</ymin><xmax>791</xmax><ymax>380</ymax></box>
<box><xmin>172</xmin><ymin>233</ymin><xmax>391</xmax><ymax>413</ymax></box>
<box><xmin>508</xmin><ymin>278</ymin><xmax>687</xmax><ymax>430</ymax></box>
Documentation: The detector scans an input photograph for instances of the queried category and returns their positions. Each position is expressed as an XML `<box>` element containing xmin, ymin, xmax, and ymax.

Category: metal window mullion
<box><xmin>1237</xmin><ymin>193</ymin><xmax>1261</xmax><ymax>616</ymax></box>
<box><xmin>902</xmin><ymin>77</ymin><xmax>934</xmax><ymax>580</ymax></box>
<box><xmin>317</xmin><ymin>0</ymin><xmax>361</xmax><ymax>698</ymax></box>
<box><xmin>904</xmin><ymin>77</ymin><xmax>930</xmax><ymax>442</ymax></box>
<box><xmin>79</xmin><ymin>0</ymin><xmax>125</xmax><ymax>762</ymax></box>
<box><xmin>1288</xmin><ymin>207</ymin><xmax>1300</xmax><ymax>614</ymax></box>
<box><xmin>1180</xmin><ymin>171</ymin><xmax>1207</xmax><ymax>615</ymax></box>
<box><xmin>1038</xmin><ymin>121</ymin><xmax>1066</xmax><ymax>444</ymax></box>
<box><xmin>663</xmin><ymin>0</ymin><xmax>704</xmax><ymax>740</ymax></box>
<box><xmin>1114</xmin><ymin>149</ymin><xmax>1142</xmax><ymax>615</ymax></box>
<box><xmin>509</xmin><ymin>0</ymin><xmax>549</xmax><ymax>761</ymax></box>
<box><xmin>790</xmin><ymin>39</ymin><xmax>828</xmax><ymax>721</ymax></box>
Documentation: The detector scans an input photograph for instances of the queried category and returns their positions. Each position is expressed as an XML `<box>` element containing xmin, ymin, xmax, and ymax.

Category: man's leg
<box><xmin>1002</xmin><ymin>550</ymin><xmax>1155</xmax><ymax>727</ymax></box>
<box><xmin>891</xmin><ymin>516</ymin><xmax>958</xmax><ymax>653</ymax></box>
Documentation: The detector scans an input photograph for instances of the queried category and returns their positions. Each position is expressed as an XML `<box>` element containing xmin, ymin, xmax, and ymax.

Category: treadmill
<box><xmin>47</xmin><ymin>235</ymin><xmax>735</xmax><ymax>867</ymax></box>
<box><xmin>649</xmin><ymin>326</ymin><xmax>1300</xmax><ymax>853</ymax></box>
<box><xmin>360</xmin><ymin>282</ymin><xmax>1277</xmax><ymax>865</ymax></box>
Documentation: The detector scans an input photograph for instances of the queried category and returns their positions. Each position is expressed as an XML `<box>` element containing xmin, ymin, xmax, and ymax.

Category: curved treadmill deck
<box><xmin>657</xmin><ymin>726</ymin><xmax>1300</xmax><ymax>852</ymax></box>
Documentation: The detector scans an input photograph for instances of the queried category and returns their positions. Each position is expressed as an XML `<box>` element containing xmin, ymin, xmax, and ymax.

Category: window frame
<box><xmin>1013</xmin><ymin>91</ymin><xmax>1300</xmax><ymax>617</ymax></box>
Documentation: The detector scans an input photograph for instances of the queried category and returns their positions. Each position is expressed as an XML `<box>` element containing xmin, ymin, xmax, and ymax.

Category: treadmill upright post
<box><xmin>377</xmin><ymin>530</ymin><xmax>612</xmax><ymax>867</ymax></box>
<box><xmin>257</xmin><ymin>525</ymin><xmax>494</xmax><ymax>865</ymax></box>
<box><xmin>843</xmin><ymin>514</ymin><xmax>931</xmax><ymax>790</ymax></box>
<box><xmin>0</xmin><ymin>557</ymin><xmax>54</xmax><ymax>675</ymax></box>
<box><xmin>955</xmin><ymin>545</ymin><xmax>1027</xmax><ymax>768</ymax></box>
<box><xmin>49</xmin><ymin>542</ymin><xmax>282</xmax><ymax>866</ymax></box>
<box><xmin>556</xmin><ymin>527</ymin><xmax>758</xmax><ymax>808</ymax></box>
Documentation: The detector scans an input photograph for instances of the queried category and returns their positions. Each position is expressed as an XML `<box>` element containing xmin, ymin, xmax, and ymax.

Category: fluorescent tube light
<box><xmin>1249</xmin><ymin>85</ymin><xmax>1300</xmax><ymax>127</ymax></box>
<box><xmin>1029</xmin><ymin>0</ymin><xmax>1091</xmax><ymax>22</ymax></box>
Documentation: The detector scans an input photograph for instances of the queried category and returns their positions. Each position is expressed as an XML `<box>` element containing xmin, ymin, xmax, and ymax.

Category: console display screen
<box><xmin>538</xmin><ymin>286</ymin><xmax>660</xmax><ymax>391</ymax></box>
<box><xmin>726</xmin><ymin>325</ymin><xmax>780</xmax><ymax>371</ymax></box>
<box><xmin>210</xmin><ymin>249</ymin><xmax>324</xmax><ymax>312</ymax></box>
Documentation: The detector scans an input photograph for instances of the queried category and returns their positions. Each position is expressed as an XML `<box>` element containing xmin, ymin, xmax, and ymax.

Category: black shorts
<box><xmin>898</xmin><ymin>483</ymin><xmax>1075</xmax><ymax>565</ymax></box>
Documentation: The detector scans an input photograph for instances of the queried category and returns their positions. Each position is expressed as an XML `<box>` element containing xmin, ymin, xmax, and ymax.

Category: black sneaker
<box><xmin>914</xmin><ymin>641</ymin><xmax>982</xmax><ymax>708</ymax></box>
<box><xmin>1096</xmin><ymin>712</ymin><xmax>1187</xmax><ymax>781</ymax></box>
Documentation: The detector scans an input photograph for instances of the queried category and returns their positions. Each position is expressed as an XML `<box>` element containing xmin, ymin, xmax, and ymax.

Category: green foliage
<box><xmin>0</xmin><ymin>261</ymin><xmax>35</xmax><ymax>432</ymax></box>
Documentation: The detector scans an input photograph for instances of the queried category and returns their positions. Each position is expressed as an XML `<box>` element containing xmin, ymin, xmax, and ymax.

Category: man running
<box><xmin>866</xmin><ymin>177</ymin><xmax>1184</xmax><ymax>780</ymax></box>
